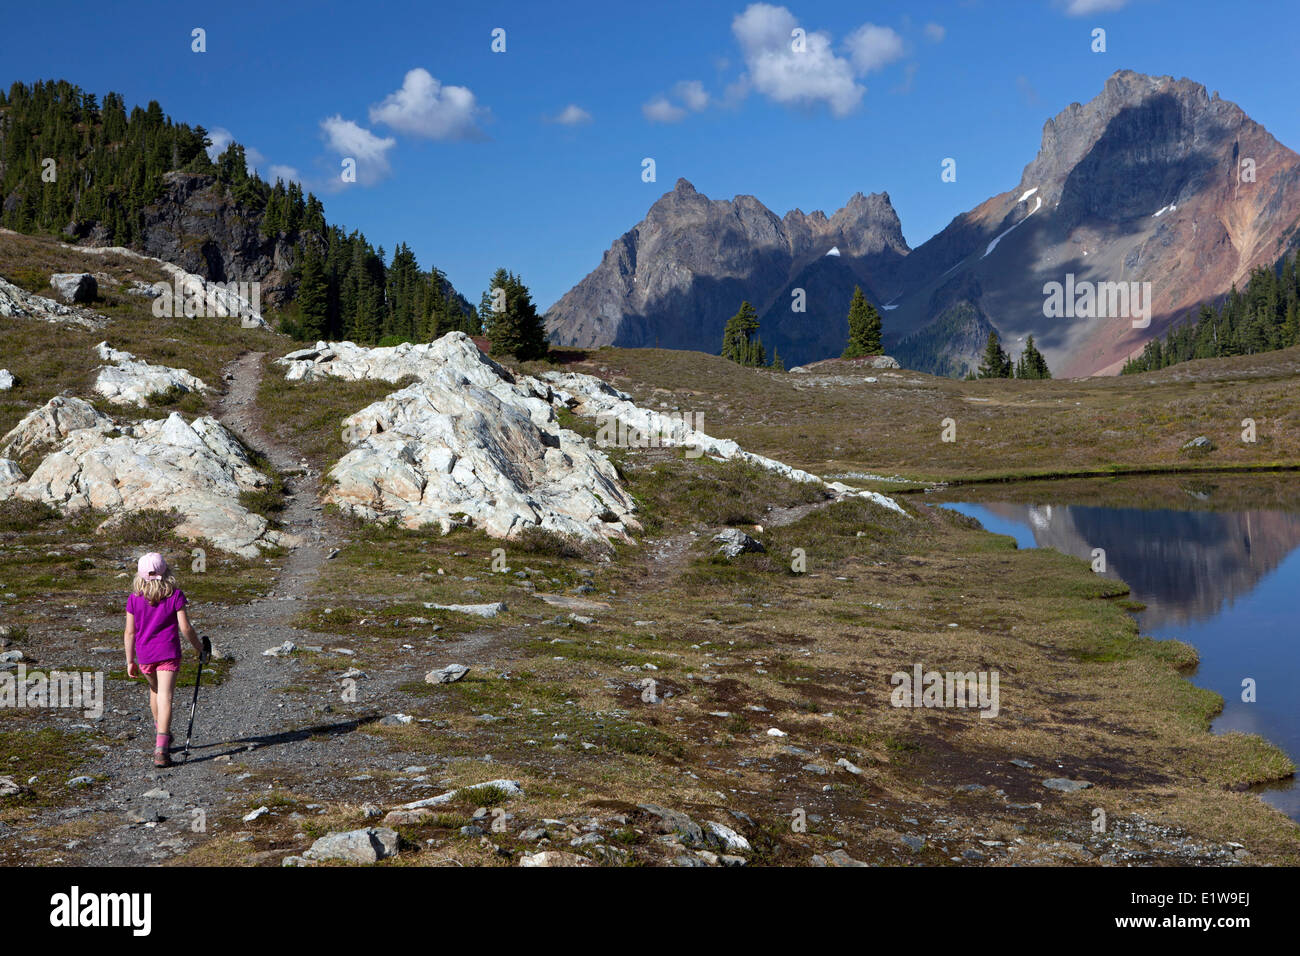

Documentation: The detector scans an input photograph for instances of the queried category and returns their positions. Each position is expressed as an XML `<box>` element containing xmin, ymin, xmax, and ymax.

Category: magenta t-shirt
<box><xmin>127</xmin><ymin>589</ymin><xmax>186</xmax><ymax>665</ymax></box>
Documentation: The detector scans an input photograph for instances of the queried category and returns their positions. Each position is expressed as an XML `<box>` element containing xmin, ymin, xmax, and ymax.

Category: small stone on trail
<box><xmin>425</xmin><ymin>663</ymin><xmax>470</xmax><ymax>684</ymax></box>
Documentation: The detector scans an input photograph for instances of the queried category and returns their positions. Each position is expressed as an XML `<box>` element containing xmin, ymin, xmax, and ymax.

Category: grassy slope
<box><xmin>520</xmin><ymin>346</ymin><xmax>1300</xmax><ymax>487</ymax></box>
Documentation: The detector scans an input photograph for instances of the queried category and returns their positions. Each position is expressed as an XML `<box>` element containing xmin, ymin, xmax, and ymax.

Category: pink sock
<box><xmin>156</xmin><ymin>733</ymin><xmax>170</xmax><ymax>750</ymax></box>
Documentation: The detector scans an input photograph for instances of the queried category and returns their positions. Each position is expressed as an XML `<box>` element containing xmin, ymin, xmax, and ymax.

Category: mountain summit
<box><xmin>547</xmin><ymin>71</ymin><xmax>1300</xmax><ymax>377</ymax></box>
<box><xmin>887</xmin><ymin>69</ymin><xmax>1300</xmax><ymax>377</ymax></box>
<box><xmin>544</xmin><ymin>179</ymin><xmax>909</xmax><ymax>367</ymax></box>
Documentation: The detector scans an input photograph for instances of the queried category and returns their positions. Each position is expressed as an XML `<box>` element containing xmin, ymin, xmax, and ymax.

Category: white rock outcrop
<box><xmin>312</xmin><ymin>334</ymin><xmax>637</xmax><ymax>544</ymax></box>
<box><xmin>280</xmin><ymin>333</ymin><xmax>905</xmax><ymax>540</ymax></box>
<box><xmin>0</xmin><ymin>396</ymin><xmax>287</xmax><ymax>556</ymax></box>
<box><xmin>92</xmin><ymin>342</ymin><xmax>208</xmax><ymax>406</ymax></box>
<box><xmin>542</xmin><ymin>371</ymin><xmax>907</xmax><ymax>515</ymax></box>
<box><xmin>44</xmin><ymin>242</ymin><xmax>271</xmax><ymax>330</ymax></box>
<box><xmin>0</xmin><ymin>369</ymin><xmax>14</xmax><ymax>391</ymax></box>
<box><xmin>280</xmin><ymin>339</ymin><xmax>477</xmax><ymax>384</ymax></box>
<box><xmin>0</xmin><ymin>275</ymin><xmax>107</xmax><ymax>329</ymax></box>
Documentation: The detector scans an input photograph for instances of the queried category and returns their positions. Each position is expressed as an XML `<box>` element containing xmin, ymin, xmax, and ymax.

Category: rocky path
<box><xmin>47</xmin><ymin>352</ymin><xmax>362</xmax><ymax>865</ymax></box>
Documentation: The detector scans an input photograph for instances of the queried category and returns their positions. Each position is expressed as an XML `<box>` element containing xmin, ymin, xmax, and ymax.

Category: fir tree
<box><xmin>485</xmin><ymin>271</ymin><xmax>549</xmax><ymax>360</ymax></box>
<box><xmin>977</xmin><ymin>330</ymin><xmax>1012</xmax><ymax>378</ymax></box>
<box><xmin>722</xmin><ymin>301</ymin><xmax>765</xmax><ymax>366</ymax></box>
<box><xmin>294</xmin><ymin>249</ymin><xmax>329</xmax><ymax>341</ymax></box>
<box><xmin>1014</xmin><ymin>335</ymin><xmax>1051</xmax><ymax>379</ymax></box>
<box><xmin>842</xmin><ymin>286</ymin><xmax>883</xmax><ymax>357</ymax></box>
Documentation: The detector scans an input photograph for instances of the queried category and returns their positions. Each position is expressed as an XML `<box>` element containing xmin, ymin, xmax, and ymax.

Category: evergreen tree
<box><xmin>722</xmin><ymin>301</ymin><xmax>765</xmax><ymax>366</ymax></box>
<box><xmin>479</xmin><ymin>267</ymin><xmax>510</xmax><ymax>336</ymax></box>
<box><xmin>1014</xmin><ymin>335</ymin><xmax>1051</xmax><ymax>379</ymax></box>
<box><xmin>294</xmin><ymin>249</ymin><xmax>329</xmax><ymax>341</ymax></box>
<box><xmin>485</xmin><ymin>270</ymin><xmax>548</xmax><ymax>360</ymax></box>
<box><xmin>1122</xmin><ymin>251</ymin><xmax>1300</xmax><ymax>373</ymax></box>
<box><xmin>771</xmin><ymin>349</ymin><xmax>785</xmax><ymax>372</ymax></box>
<box><xmin>842</xmin><ymin>286</ymin><xmax>883</xmax><ymax>357</ymax></box>
<box><xmin>977</xmin><ymin>330</ymin><xmax>1012</xmax><ymax>378</ymax></box>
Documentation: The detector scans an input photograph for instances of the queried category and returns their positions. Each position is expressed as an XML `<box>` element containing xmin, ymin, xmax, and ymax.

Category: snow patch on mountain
<box><xmin>982</xmin><ymin>196</ymin><xmax>1042</xmax><ymax>259</ymax></box>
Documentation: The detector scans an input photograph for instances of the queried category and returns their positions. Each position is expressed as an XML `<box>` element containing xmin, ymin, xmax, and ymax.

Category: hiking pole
<box><xmin>182</xmin><ymin>636</ymin><xmax>212</xmax><ymax>763</ymax></box>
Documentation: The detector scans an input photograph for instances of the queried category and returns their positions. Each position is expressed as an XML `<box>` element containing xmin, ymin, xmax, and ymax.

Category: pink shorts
<box><xmin>140</xmin><ymin>658</ymin><xmax>181</xmax><ymax>675</ymax></box>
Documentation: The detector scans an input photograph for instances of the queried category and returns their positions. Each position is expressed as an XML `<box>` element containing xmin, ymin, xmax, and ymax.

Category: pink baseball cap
<box><xmin>137</xmin><ymin>552</ymin><xmax>169</xmax><ymax>580</ymax></box>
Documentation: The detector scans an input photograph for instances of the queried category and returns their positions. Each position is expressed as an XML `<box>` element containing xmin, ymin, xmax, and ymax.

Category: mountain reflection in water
<box><xmin>940</xmin><ymin>491</ymin><xmax>1300</xmax><ymax>821</ymax></box>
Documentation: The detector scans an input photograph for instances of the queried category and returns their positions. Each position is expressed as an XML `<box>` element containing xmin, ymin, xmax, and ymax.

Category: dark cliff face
<box><xmin>64</xmin><ymin>171</ymin><xmax>473</xmax><ymax>316</ymax></box>
<box><xmin>136</xmin><ymin>172</ymin><xmax>301</xmax><ymax>307</ymax></box>
<box><xmin>544</xmin><ymin>178</ymin><xmax>910</xmax><ymax>363</ymax></box>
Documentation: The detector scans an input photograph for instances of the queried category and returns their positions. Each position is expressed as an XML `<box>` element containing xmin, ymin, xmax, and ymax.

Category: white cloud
<box><xmin>320</xmin><ymin>115</ymin><xmax>396</xmax><ymax>184</ymax></box>
<box><xmin>642</xmin><ymin>80</ymin><xmax>711</xmax><ymax>124</ymax></box>
<box><xmin>643</xmin><ymin>96</ymin><xmax>687</xmax><ymax>124</ymax></box>
<box><xmin>368</xmin><ymin>67</ymin><xmax>485</xmax><ymax>141</ymax></box>
<box><xmin>268</xmin><ymin>164</ymin><xmax>301</xmax><ymax>184</ymax></box>
<box><xmin>844</xmin><ymin>23</ymin><xmax>905</xmax><ymax>74</ymax></box>
<box><xmin>732</xmin><ymin>3</ymin><xmax>863</xmax><ymax>117</ymax></box>
<box><xmin>204</xmin><ymin>127</ymin><xmax>267</xmax><ymax>175</ymax></box>
<box><xmin>1063</xmin><ymin>0</ymin><xmax>1129</xmax><ymax>14</ymax></box>
<box><xmin>674</xmin><ymin>80</ymin><xmax>711</xmax><ymax>112</ymax></box>
<box><xmin>550</xmin><ymin>104</ymin><xmax>593</xmax><ymax>126</ymax></box>
<box><xmin>205</xmin><ymin>127</ymin><xmax>234</xmax><ymax>161</ymax></box>
<box><xmin>923</xmin><ymin>22</ymin><xmax>946</xmax><ymax>42</ymax></box>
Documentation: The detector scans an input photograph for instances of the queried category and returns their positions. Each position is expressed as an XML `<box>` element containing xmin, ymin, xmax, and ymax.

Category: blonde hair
<box><xmin>132</xmin><ymin>573</ymin><xmax>178</xmax><ymax>604</ymax></box>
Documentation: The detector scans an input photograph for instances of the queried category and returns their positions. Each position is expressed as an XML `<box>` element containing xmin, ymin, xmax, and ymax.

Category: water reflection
<box><xmin>970</xmin><ymin>501</ymin><xmax>1300</xmax><ymax>628</ymax></box>
<box><xmin>940</xmin><ymin>483</ymin><xmax>1300</xmax><ymax>821</ymax></box>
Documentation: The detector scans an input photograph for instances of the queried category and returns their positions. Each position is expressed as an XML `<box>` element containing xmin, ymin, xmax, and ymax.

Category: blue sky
<box><xmin>8</xmin><ymin>0</ymin><xmax>1300</xmax><ymax>309</ymax></box>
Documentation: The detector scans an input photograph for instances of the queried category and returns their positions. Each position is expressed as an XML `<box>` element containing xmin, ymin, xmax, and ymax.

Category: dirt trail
<box><xmin>43</xmin><ymin>352</ymin><xmax>363</xmax><ymax>865</ymax></box>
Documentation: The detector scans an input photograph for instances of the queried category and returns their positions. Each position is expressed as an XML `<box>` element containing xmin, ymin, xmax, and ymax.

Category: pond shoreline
<box><xmin>939</xmin><ymin>480</ymin><xmax>1300</xmax><ymax>825</ymax></box>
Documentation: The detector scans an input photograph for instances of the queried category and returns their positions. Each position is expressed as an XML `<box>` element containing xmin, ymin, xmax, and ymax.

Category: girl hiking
<box><xmin>123</xmin><ymin>553</ymin><xmax>206</xmax><ymax>768</ymax></box>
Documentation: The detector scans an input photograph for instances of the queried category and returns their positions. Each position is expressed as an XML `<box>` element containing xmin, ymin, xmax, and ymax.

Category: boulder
<box><xmin>305</xmin><ymin>827</ymin><xmax>400</xmax><ymax>864</ymax></box>
<box><xmin>426</xmin><ymin>602</ymin><xmax>506</xmax><ymax>618</ymax></box>
<box><xmin>49</xmin><ymin>273</ymin><xmax>97</xmax><ymax>304</ymax></box>
<box><xmin>637</xmin><ymin>803</ymin><xmax>704</xmax><ymax>846</ymax></box>
<box><xmin>713</xmin><ymin>528</ymin><xmax>766</xmax><ymax>559</ymax></box>
<box><xmin>92</xmin><ymin>342</ymin><xmax>207</xmax><ymax>407</ymax></box>
<box><xmin>519</xmin><ymin>850</ymin><xmax>593</xmax><ymax>867</ymax></box>
<box><xmin>0</xmin><ymin>396</ymin><xmax>114</xmax><ymax>460</ymax></box>
<box><xmin>397</xmin><ymin>779</ymin><xmax>523</xmax><ymax>811</ymax></box>
<box><xmin>703</xmin><ymin>820</ymin><xmax>751</xmax><ymax>854</ymax></box>
<box><xmin>425</xmin><ymin>663</ymin><xmax>469</xmax><ymax>684</ymax></box>
<box><xmin>0</xmin><ymin>369</ymin><xmax>13</xmax><ymax>390</ymax></box>
<box><xmin>0</xmin><ymin>276</ymin><xmax>106</xmax><ymax>329</ymax></box>
<box><xmin>811</xmin><ymin>848</ymin><xmax>870</xmax><ymax>867</ymax></box>
<box><xmin>59</xmin><ymin>242</ymin><xmax>271</xmax><ymax>329</ymax></box>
